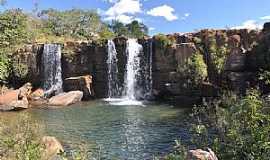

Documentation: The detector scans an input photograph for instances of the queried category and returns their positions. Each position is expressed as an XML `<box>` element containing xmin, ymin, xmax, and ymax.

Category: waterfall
<box><xmin>146</xmin><ymin>39</ymin><xmax>153</xmax><ymax>96</ymax></box>
<box><xmin>107</xmin><ymin>40</ymin><xmax>120</xmax><ymax>98</ymax></box>
<box><xmin>42</xmin><ymin>44</ymin><xmax>63</xmax><ymax>97</ymax></box>
<box><xmin>122</xmin><ymin>39</ymin><xmax>143</xmax><ymax>100</ymax></box>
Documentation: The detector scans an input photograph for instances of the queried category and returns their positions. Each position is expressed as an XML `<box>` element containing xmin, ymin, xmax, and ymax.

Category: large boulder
<box><xmin>42</xmin><ymin>136</ymin><xmax>64</xmax><ymax>159</ymax></box>
<box><xmin>188</xmin><ymin>148</ymin><xmax>218</xmax><ymax>160</ymax></box>
<box><xmin>0</xmin><ymin>83</ymin><xmax>32</xmax><ymax>111</ymax></box>
<box><xmin>48</xmin><ymin>91</ymin><xmax>83</xmax><ymax>106</ymax></box>
<box><xmin>64</xmin><ymin>75</ymin><xmax>94</xmax><ymax>100</ymax></box>
<box><xmin>0</xmin><ymin>90</ymin><xmax>20</xmax><ymax>105</ymax></box>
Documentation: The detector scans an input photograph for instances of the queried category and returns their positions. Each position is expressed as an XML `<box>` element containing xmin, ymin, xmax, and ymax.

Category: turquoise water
<box><xmin>28</xmin><ymin>100</ymin><xmax>191</xmax><ymax>160</ymax></box>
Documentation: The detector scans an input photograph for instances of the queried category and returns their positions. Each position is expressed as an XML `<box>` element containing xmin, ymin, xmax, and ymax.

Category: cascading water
<box><xmin>107</xmin><ymin>38</ymin><xmax>153</xmax><ymax>105</ymax></box>
<box><xmin>42</xmin><ymin>44</ymin><xmax>63</xmax><ymax>97</ymax></box>
<box><xmin>107</xmin><ymin>40</ymin><xmax>120</xmax><ymax>99</ymax></box>
<box><xmin>123</xmin><ymin>39</ymin><xmax>143</xmax><ymax>100</ymax></box>
<box><xmin>146</xmin><ymin>39</ymin><xmax>153</xmax><ymax>96</ymax></box>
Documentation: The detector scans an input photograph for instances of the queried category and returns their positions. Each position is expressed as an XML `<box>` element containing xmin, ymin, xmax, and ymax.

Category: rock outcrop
<box><xmin>42</xmin><ymin>136</ymin><xmax>64</xmax><ymax>159</ymax></box>
<box><xmin>7</xmin><ymin>23</ymin><xmax>270</xmax><ymax>100</ymax></box>
<box><xmin>0</xmin><ymin>83</ymin><xmax>32</xmax><ymax>111</ymax></box>
<box><xmin>188</xmin><ymin>148</ymin><xmax>218</xmax><ymax>160</ymax></box>
<box><xmin>64</xmin><ymin>75</ymin><xmax>94</xmax><ymax>100</ymax></box>
<box><xmin>48</xmin><ymin>91</ymin><xmax>83</xmax><ymax>106</ymax></box>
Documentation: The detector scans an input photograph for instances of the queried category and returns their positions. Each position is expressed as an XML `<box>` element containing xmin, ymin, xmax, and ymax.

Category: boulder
<box><xmin>64</xmin><ymin>75</ymin><xmax>94</xmax><ymax>100</ymax></box>
<box><xmin>0</xmin><ymin>83</ymin><xmax>32</xmax><ymax>111</ymax></box>
<box><xmin>0</xmin><ymin>90</ymin><xmax>20</xmax><ymax>105</ymax></box>
<box><xmin>188</xmin><ymin>148</ymin><xmax>218</xmax><ymax>160</ymax></box>
<box><xmin>48</xmin><ymin>91</ymin><xmax>83</xmax><ymax>106</ymax></box>
<box><xmin>42</xmin><ymin>136</ymin><xmax>64</xmax><ymax>159</ymax></box>
<box><xmin>30</xmin><ymin>88</ymin><xmax>45</xmax><ymax>99</ymax></box>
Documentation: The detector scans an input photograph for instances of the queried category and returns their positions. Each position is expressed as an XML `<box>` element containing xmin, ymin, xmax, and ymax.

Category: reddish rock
<box><xmin>42</xmin><ymin>136</ymin><xmax>64</xmax><ymax>159</ymax></box>
<box><xmin>64</xmin><ymin>75</ymin><xmax>94</xmax><ymax>100</ymax></box>
<box><xmin>30</xmin><ymin>88</ymin><xmax>45</xmax><ymax>99</ymax></box>
<box><xmin>0</xmin><ymin>90</ymin><xmax>19</xmax><ymax>105</ymax></box>
<box><xmin>188</xmin><ymin>148</ymin><xmax>218</xmax><ymax>160</ymax></box>
<box><xmin>48</xmin><ymin>91</ymin><xmax>83</xmax><ymax>106</ymax></box>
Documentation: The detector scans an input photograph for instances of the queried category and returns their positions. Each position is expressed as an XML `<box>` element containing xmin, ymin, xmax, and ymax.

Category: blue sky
<box><xmin>2</xmin><ymin>0</ymin><xmax>270</xmax><ymax>35</ymax></box>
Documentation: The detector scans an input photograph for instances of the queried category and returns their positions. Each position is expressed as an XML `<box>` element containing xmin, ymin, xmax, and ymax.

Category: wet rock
<box><xmin>188</xmin><ymin>148</ymin><xmax>218</xmax><ymax>160</ymax></box>
<box><xmin>42</xmin><ymin>136</ymin><xmax>64</xmax><ymax>159</ymax></box>
<box><xmin>30</xmin><ymin>88</ymin><xmax>45</xmax><ymax>99</ymax></box>
<box><xmin>48</xmin><ymin>91</ymin><xmax>83</xmax><ymax>106</ymax></box>
<box><xmin>224</xmin><ymin>53</ymin><xmax>246</xmax><ymax>72</ymax></box>
<box><xmin>64</xmin><ymin>75</ymin><xmax>94</xmax><ymax>100</ymax></box>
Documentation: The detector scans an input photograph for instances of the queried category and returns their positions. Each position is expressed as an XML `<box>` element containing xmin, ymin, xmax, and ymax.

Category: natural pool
<box><xmin>9</xmin><ymin>100</ymin><xmax>191</xmax><ymax>160</ymax></box>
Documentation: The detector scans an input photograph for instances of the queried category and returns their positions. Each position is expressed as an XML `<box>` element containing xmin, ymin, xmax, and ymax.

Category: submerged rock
<box><xmin>48</xmin><ymin>91</ymin><xmax>83</xmax><ymax>106</ymax></box>
<box><xmin>188</xmin><ymin>148</ymin><xmax>218</xmax><ymax>160</ymax></box>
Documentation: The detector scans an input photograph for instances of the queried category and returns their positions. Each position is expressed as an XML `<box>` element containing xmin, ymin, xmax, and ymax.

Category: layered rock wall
<box><xmin>9</xmin><ymin>24</ymin><xmax>270</xmax><ymax>99</ymax></box>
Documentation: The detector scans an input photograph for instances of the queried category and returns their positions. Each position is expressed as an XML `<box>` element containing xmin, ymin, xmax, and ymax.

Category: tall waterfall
<box><xmin>146</xmin><ymin>39</ymin><xmax>153</xmax><ymax>96</ymax></box>
<box><xmin>123</xmin><ymin>39</ymin><xmax>143</xmax><ymax>100</ymax></box>
<box><xmin>107</xmin><ymin>40</ymin><xmax>120</xmax><ymax>98</ymax></box>
<box><xmin>42</xmin><ymin>44</ymin><xmax>63</xmax><ymax>97</ymax></box>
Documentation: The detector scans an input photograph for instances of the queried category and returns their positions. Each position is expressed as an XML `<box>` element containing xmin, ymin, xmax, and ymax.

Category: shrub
<box><xmin>177</xmin><ymin>52</ymin><xmax>208</xmax><ymax>88</ymax></box>
<box><xmin>154</xmin><ymin>34</ymin><xmax>176</xmax><ymax>51</ymax></box>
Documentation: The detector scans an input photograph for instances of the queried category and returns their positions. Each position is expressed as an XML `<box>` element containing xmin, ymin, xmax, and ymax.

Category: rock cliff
<box><xmin>8</xmin><ymin>23</ymin><xmax>270</xmax><ymax>100</ymax></box>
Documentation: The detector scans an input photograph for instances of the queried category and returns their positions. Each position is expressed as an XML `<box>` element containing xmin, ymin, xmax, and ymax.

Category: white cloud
<box><xmin>102</xmin><ymin>0</ymin><xmax>118</xmax><ymax>3</ymax></box>
<box><xmin>232</xmin><ymin>20</ymin><xmax>263</xmax><ymax>30</ymax></box>
<box><xmin>181</xmin><ymin>13</ymin><xmax>190</xmax><ymax>20</ymax></box>
<box><xmin>147</xmin><ymin>5</ymin><xmax>178</xmax><ymax>21</ymax></box>
<box><xmin>105</xmin><ymin>0</ymin><xmax>142</xmax><ymax>16</ymax></box>
<box><xmin>260</xmin><ymin>15</ymin><xmax>270</xmax><ymax>20</ymax></box>
<box><xmin>104</xmin><ymin>14</ymin><xmax>141</xmax><ymax>24</ymax></box>
<box><xmin>149</xmin><ymin>27</ymin><xmax>155</xmax><ymax>31</ymax></box>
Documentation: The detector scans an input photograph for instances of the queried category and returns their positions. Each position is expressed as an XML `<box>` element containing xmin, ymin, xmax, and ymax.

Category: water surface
<box><xmin>24</xmin><ymin>101</ymin><xmax>191</xmax><ymax>159</ymax></box>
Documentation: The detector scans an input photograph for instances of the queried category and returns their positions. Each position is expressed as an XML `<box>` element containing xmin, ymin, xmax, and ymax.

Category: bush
<box><xmin>177</xmin><ymin>52</ymin><xmax>208</xmax><ymax>88</ymax></box>
<box><xmin>154</xmin><ymin>34</ymin><xmax>176</xmax><ymax>51</ymax></box>
<box><xmin>0</xmin><ymin>52</ymin><xmax>10</xmax><ymax>82</ymax></box>
<box><xmin>164</xmin><ymin>89</ymin><xmax>270</xmax><ymax>160</ymax></box>
<box><xmin>0</xmin><ymin>113</ymin><xmax>44</xmax><ymax>160</ymax></box>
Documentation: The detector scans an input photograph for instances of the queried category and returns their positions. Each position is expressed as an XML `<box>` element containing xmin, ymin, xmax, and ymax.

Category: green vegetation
<box><xmin>154</xmin><ymin>34</ymin><xmax>176</xmax><ymax>50</ymax></box>
<box><xmin>0</xmin><ymin>113</ymin><xmax>44</xmax><ymax>160</ymax></box>
<box><xmin>207</xmin><ymin>33</ymin><xmax>229</xmax><ymax>74</ymax></box>
<box><xmin>0</xmin><ymin>113</ymin><xmax>98</xmax><ymax>160</ymax></box>
<box><xmin>110</xmin><ymin>20</ymin><xmax>148</xmax><ymax>39</ymax></box>
<box><xmin>163</xmin><ymin>89</ymin><xmax>270</xmax><ymax>160</ymax></box>
<box><xmin>178</xmin><ymin>52</ymin><xmax>208</xmax><ymax>88</ymax></box>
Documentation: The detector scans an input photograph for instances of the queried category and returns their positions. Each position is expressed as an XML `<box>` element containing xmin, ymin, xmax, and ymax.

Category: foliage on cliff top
<box><xmin>110</xmin><ymin>20</ymin><xmax>148</xmax><ymax>39</ymax></box>
<box><xmin>154</xmin><ymin>34</ymin><xmax>176</xmax><ymax>51</ymax></box>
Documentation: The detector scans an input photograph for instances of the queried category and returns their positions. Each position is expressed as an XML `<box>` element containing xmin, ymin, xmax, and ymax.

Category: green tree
<box><xmin>110</xmin><ymin>20</ymin><xmax>148</xmax><ymax>38</ymax></box>
<box><xmin>110</xmin><ymin>20</ymin><xmax>129</xmax><ymax>37</ymax></box>
<box><xmin>39</xmin><ymin>9</ymin><xmax>110</xmax><ymax>40</ymax></box>
<box><xmin>126</xmin><ymin>20</ymin><xmax>148</xmax><ymax>38</ymax></box>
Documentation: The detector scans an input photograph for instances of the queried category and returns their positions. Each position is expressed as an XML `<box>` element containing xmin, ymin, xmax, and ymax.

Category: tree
<box><xmin>126</xmin><ymin>20</ymin><xmax>148</xmax><ymax>38</ymax></box>
<box><xmin>110</xmin><ymin>20</ymin><xmax>129</xmax><ymax>37</ymax></box>
<box><xmin>39</xmin><ymin>9</ymin><xmax>110</xmax><ymax>40</ymax></box>
<box><xmin>110</xmin><ymin>20</ymin><xmax>148</xmax><ymax>38</ymax></box>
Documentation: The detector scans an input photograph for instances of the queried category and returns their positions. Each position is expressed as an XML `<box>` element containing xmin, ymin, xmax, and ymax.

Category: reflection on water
<box><xmin>2</xmin><ymin>100</ymin><xmax>191</xmax><ymax>160</ymax></box>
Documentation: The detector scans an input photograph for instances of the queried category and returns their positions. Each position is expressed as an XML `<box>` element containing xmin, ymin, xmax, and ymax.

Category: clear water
<box><xmin>26</xmin><ymin>101</ymin><xmax>191</xmax><ymax>160</ymax></box>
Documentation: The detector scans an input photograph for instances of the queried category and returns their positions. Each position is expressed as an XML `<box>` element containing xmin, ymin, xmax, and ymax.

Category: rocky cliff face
<box><xmin>9</xmin><ymin>23</ymin><xmax>270</xmax><ymax>99</ymax></box>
